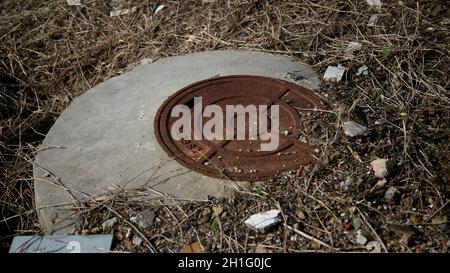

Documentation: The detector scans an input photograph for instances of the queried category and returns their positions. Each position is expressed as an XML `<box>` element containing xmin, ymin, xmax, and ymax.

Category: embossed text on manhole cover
<box><xmin>154</xmin><ymin>75</ymin><xmax>327</xmax><ymax>181</ymax></box>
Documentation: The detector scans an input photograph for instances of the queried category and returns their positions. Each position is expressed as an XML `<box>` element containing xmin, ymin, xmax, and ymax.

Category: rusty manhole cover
<box><xmin>154</xmin><ymin>75</ymin><xmax>327</xmax><ymax>181</ymax></box>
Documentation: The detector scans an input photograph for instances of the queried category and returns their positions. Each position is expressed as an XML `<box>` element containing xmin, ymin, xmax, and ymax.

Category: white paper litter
<box><xmin>244</xmin><ymin>210</ymin><xmax>281</xmax><ymax>232</ymax></box>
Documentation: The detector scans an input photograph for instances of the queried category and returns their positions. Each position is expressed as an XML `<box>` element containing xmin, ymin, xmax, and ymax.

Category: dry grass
<box><xmin>1</xmin><ymin>0</ymin><xmax>449</xmax><ymax>252</ymax></box>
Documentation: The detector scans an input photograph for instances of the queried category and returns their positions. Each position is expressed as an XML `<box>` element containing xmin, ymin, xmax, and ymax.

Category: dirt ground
<box><xmin>1</xmin><ymin>0</ymin><xmax>449</xmax><ymax>253</ymax></box>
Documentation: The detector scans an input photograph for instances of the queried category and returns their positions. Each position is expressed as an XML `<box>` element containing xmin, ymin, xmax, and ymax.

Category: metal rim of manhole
<box><xmin>154</xmin><ymin>75</ymin><xmax>328</xmax><ymax>181</ymax></box>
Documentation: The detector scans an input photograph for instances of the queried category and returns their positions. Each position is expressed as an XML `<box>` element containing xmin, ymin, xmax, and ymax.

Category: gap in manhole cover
<box><xmin>154</xmin><ymin>75</ymin><xmax>328</xmax><ymax>181</ymax></box>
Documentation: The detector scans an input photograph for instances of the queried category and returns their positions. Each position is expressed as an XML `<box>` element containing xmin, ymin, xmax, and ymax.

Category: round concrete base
<box><xmin>33</xmin><ymin>50</ymin><xmax>320</xmax><ymax>234</ymax></box>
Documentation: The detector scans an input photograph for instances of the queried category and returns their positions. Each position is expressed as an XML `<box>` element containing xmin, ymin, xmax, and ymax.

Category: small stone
<box><xmin>212</xmin><ymin>206</ymin><xmax>223</xmax><ymax>217</ymax></box>
<box><xmin>131</xmin><ymin>209</ymin><xmax>155</xmax><ymax>229</ymax></box>
<box><xmin>367</xmin><ymin>15</ymin><xmax>379</xmax><ymax>27</ymax></box>
<box><xmin>244</xmin><ymin>210</ymin><xmax>282</xmax><ymax>233</ymax></box>
<box><xmin>356</xmin><ymin>231</ymin><xmax>368</xmax><ymax>245</ymax></box>
<box><xmin>353</xmin><ymin>217</ymin><xmax>363</xmax><ymax>230</ymax></box>
<box><xmin>366</xmin><ymin>241</ymin><xmax>381</xmax><ymax>253</ymax></box>
<box><xmin>342</xmin><ymin>121</ymin><xmax>367</xmax><ymax>137</ymax></box>
<box><xmin>356</xmin><ymin>65</ymin><xmax>369</xmax><ymax>76</ymax></box>
<box><xmin>132</xmin><ymin>236</ymin><xmax>142</xmax><ymax>246</ymax></box>
<box><xmin>101</xmin><ymin>217</ymin><xmax>117</xmax><ymax>230</ymax></box>
<box><xmin>385</xmin><ymin>187</ymin><xmax>400</xmax><ymax>201</ymax></box>
<box><xmin>296</xmin><ymin>210</ymin><xmax>306</xmax><ymax>220</ymax></box>
<box><xmin>323</xmin><ymin>65</ymin><xmax>347</xmax><ymax>82</ymax></box>
<box><xmin>370</xmin><ymin>159</ymin><xmax>395</xmax><ymax>178</ymax></box>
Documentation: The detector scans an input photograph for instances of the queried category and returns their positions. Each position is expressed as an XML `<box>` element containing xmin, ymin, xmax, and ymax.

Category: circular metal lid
<box><xmin>154</xmin><ymin>75</ymin><xmax>327</xmax><ymax>181</ymax></box>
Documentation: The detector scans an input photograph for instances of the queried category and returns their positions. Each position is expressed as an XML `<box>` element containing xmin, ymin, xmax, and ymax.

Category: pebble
<box><xmin>296</xmin><ymin>210</ymin><xmax>306</xmax><ymax>220</ymax></box>
<box><xmin>342</xmin><ymin>121</ymin><xmax>367</xmax><ymax>137</ymax></box>
<box><xmin>366</xmin><ymin>241</ymin><xmax>381</xmax><ymax>253</ymax></box>
<box><xmin>356</xmin><ymin>231</ymin><xmax>368</xmax><ymax>245</ymax></box>
<box><xmin>385</xmin><ymin>187</ymin><xmax>400</xmax><ymax>201</ymax></box>
<box><xmin>356</xmin><ymin>65</ymin><xmax>369</xmax><ymax>76</ymax></box>
<box><xmin>212</xmin><ymin>206</ymin><xmax>223</xmax><ymax>217</ymax></box>
<box><xmin>353</xmin><ymin>217</ymin><xmax>363</xmax><ymax>230</ymax></box>
<box><xmin>132</xmin><ymin>236</ymin><xmax>143</xmax><ymax>246</ymax></box>
<box><xmin>367</xmin><ymin>15</ymin><xmax>379</xmax><ymax>27</ymax></box>
<box><xmin>370</xmin><ymin>158</ymin><xmax>395</xmax><ymax>178</ymax></box>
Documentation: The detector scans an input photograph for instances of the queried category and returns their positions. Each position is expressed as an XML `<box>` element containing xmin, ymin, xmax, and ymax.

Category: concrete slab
<box><xmin>33</xmin><ymin>50</ymin><xmax>321</xmax><ymax>234</ymax></box>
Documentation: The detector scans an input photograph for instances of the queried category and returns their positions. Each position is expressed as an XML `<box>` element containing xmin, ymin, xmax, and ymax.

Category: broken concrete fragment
<box><xmin>323</xmin><ymin>65</ymin><xmax>346</xmax><ymax>82</ymax></box>
<box><xmin>353</xmin><ymin>217</ymin><xmax>363</xmax><ymax>230</ymax></box>
<box><xmin>296</xmin><ymin>210</ymin><xmax>306</xmax><ymax>220</ymax></box>
<box><xmin>342</xmin><ymin>121</ymin><xmax>367</xmax><ymax>137</ymax></box>
<box><xmin>370</xmin><ymin>158</ymin><xmax>395</xmax><ymax>178</ymax></box>
<box><xmin>244</xmin><ymin>209</ymin><xmax>281</xmax><ymax>232</ymax></box>
<box><xmin>356</xmin><ymin>65</ymin><xmax>369</xmax><ymax>76</ymax></box>
<box><xmin>367</xmin><ymin>15</ymin><xmax>379</xmax><ymax>27</ymax></box>
<box><xmin>212</xmin><ymin>206</ymin><xmax>223</xmax><ymax>217</ymax></box>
